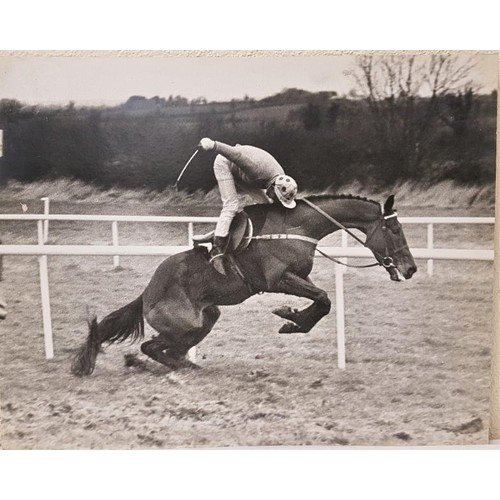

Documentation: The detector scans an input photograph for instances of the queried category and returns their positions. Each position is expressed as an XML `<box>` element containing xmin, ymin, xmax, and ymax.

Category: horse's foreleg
<box><xmin>272</xmin><ymin>273</ymin><xmax>331</xmax><ymax>333</ymax></box>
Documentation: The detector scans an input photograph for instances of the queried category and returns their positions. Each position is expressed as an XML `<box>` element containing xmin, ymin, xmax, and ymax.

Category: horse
<box><xmin>0</xmin><ymin>298</ymin><xmax>6</xmax><ymax>321</ymax></box>
<box><xmin>71</xmin><ymin>194</ymin><xmax>417</xmax><ymax>376</ymax></box>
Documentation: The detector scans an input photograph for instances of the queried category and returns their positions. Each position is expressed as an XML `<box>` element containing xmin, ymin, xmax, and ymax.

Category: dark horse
<box><xmin>71</xmin><ymin>194</ymin><xmax>416</xmax><ymax>376</ymax></box>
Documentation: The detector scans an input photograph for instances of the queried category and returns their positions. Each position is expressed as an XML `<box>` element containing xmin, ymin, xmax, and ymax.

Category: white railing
<box><xmin>0</xmin><ymin>211</ymin><xmax>219</xmax><ymax>268</ymax></box>
<box><xmin>0</xmin><ymin>211</ymin><xmax>493</xmax><ymax>275</ymax></box>
<box><xmin>0</xmin><ymin>205</ymin><xmax>494</xmax><ymax>369</ymax></box>
<box><xmin>399</xmin><ymin>216</ymin><xmax>494</xmax><ymax>276</ymax></box>
<box><xmin>0</xmin><ymin>243</ymin><xmax>493</xmax><ymax>260</ymax></box>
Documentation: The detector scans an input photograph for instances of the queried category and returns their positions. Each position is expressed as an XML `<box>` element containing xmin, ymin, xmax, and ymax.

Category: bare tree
<box><xmin>439</xmin><ymin>87</ymin><xmax>474</xmax><ymax>142</ymax></box>
<box><xmin>352</xmin><ymin>54</ymin><xmax>476</xmax><ymax>180</ymax></box>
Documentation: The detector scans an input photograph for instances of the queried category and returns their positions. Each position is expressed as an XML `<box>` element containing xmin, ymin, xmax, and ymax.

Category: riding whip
<box><xmin>174</xmin><ymin>148</ymin><xmax>199</xmax><ymax>190</ymax></box>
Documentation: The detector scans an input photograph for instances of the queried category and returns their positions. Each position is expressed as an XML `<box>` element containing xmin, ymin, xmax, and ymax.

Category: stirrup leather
<box><xmin>209</xmin><ymin>253</ymin><xmax>225</xmax><ymax>263</ymax></box>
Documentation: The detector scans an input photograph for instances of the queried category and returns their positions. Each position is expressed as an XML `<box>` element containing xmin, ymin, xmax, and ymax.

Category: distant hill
<box><xmin>0</xmin><ymin>89</ymin><xmax>496</xmax><ymax>191</ymax></box>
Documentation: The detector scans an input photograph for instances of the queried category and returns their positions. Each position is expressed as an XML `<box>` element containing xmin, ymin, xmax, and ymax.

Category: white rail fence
<box><xmin>0</xmin><ymin>207</ymin><xmax>494</xmax><ymax>369</ymax></box>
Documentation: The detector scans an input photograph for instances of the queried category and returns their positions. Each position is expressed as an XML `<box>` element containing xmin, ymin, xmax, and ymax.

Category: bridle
<box><xmin>302</xmin><ymin>198</ymin><xmax>408</xmax><ymax>269</ymax></box>
<box><xmin>363</xmin><ymin>212</ymin><xmax>406</xmax><ymax>269</ymax></box>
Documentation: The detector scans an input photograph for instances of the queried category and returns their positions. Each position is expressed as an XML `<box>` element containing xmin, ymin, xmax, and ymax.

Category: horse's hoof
<box><xmin>181</xmin><ymin>360</ymin><xmax>201</xmax><ymax>370</ymax></box>
<box><xmin>272</xmin><ymin>306</ymin><xmax>296</xmax><ymax>319</ymax></box>
<box><xmin>124</xmin><ymin>353</ymin><xmax>147</xmax><ymax>371</ymax></box>
<box><xmin>278</xmin><ymin>322</ymin><xmax>303</xmax><ymax>334</ymax></box>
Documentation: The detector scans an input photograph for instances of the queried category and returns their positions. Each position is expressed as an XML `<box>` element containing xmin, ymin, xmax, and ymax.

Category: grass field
<box><xmin>0</xmin><ymin>181</ymin><xmax>495</xmax><ymax>448</ymax></box>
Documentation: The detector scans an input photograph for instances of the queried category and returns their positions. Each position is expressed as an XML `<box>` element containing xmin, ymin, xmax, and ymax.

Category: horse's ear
<box><xmin>384</xmin><ymin>195</ymin><xmax>395</xmax><ymax>214</ymax></box>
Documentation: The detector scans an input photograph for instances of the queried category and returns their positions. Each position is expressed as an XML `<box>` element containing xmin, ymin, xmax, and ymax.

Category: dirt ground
<box><xmin>0</xmin><ymin>198</ymin><xmax>494</xmax><ymax>448</ymax></box>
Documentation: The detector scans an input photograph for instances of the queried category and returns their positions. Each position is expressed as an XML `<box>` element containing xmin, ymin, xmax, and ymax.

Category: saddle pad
<box><xmin>228</xmin><ymin>211</ymin><xmax>253</xmax><ymax>253</ymax></box>
<box><xmin>191</xmin><ymin>211</ymin><xmax>253</xmax><ymax>254</ymax></box>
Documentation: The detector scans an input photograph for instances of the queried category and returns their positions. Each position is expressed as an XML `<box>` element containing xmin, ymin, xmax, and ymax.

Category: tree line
<box><xmin>0</xmin><ymin>56</ymin><xmax>496</xmax><ymax>192</ymax></box>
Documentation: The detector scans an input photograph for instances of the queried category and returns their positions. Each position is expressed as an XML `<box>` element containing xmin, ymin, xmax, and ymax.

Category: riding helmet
<box><xmin>273</xmin><ymin>175</ymin><xmax>298</xmax><ymax>209</ymax></box>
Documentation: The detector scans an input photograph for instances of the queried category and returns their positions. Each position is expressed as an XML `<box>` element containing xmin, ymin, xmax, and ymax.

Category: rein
<box><xmin>314</xmin><ymin>246</ymin><xmax>380</xmax><ymax>268</ymax></box>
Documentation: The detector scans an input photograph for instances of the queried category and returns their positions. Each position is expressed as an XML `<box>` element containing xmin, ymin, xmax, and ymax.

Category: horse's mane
<box><xmin>245</xmin><ymin>193</ymin><xmax>381</xmax><ymax>224</ymax></box>
<box><xmin>300</xmin><ymin>193</ymin><xmax>380</xmax><ymax>207</ymax></box>
<box><xmin>244</xmin><ymin>192</ymin><xmax>382</xmax><ymax>233</ymax></box>
<box><xmin>246</xmin><ymin>193</ymin><xmax>380</xmax><ymax>213</ymax></box>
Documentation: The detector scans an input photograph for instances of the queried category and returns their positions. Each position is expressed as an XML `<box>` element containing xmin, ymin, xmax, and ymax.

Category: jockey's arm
<box><xmin>212</xmin><ymin>141</ymin><xmax>284</xmax><ymax>182</ymax></box>
<box><xmin>212</xmin><ymin>141</ymin><xmax>243</xmax><ymax>164</ymax></box>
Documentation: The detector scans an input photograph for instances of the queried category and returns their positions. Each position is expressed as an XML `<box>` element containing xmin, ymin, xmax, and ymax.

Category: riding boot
<box><xmin>209</xmin><ymin>236</ymin><xmax>229</xmax><ymax>275</ymax></box>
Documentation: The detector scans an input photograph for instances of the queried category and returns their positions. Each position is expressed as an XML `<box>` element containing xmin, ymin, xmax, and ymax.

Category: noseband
<box><xmin>302</xmin><ymin>198</ymin><xmax>406</xmax><ymax>269</ymax></box>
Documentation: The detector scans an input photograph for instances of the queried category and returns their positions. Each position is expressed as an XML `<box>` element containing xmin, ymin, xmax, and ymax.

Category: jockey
<box><xmin>198</xmin><ymin>138</ymin><xmax>298</xmax><ymax>275</ymax></box>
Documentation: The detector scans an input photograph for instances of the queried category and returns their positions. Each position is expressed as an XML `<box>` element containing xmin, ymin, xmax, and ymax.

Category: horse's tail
<box><xmin>71</xmin><ymin>295</ymin><xmax>144</xmax><ymax>377</ymax></box>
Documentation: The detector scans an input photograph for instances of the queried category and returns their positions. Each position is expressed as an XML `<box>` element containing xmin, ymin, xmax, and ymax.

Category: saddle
<box><xmin>192</xmin><ymin>211</ymin><xmax>254</xmax><ymax>254</ymax></box>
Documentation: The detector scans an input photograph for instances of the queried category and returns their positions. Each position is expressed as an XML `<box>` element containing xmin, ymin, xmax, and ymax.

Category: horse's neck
<box><xmin>302</xmin><ymin>198</ymin><xmax>381</xmax><ymax>240</ymax></box>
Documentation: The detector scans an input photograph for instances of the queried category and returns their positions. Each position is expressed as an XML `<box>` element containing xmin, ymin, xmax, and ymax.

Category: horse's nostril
<box><xmin>406</xmin><ymin>266</ymin><xmax>417</xmax><ymax>278</ymax></box>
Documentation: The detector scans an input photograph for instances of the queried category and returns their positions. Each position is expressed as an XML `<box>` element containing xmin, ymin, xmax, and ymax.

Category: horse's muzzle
<box><xmin>387</xmin><ymin>264</ymin><xmax>416</xmax><ymax>281</ymax></box>
<box><xmin>404</xmin><ymin>265</ymin><xmax>417</xmax><ymax>280</ymax></box>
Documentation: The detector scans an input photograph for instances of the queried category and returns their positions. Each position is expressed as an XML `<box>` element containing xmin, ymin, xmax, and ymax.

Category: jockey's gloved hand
<box><xmin>199</xmin><ymin>138</ymin><xmax>216</xmax><ymax>151</ymax></box>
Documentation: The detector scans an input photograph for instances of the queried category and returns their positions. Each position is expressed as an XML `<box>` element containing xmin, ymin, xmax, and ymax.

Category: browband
<box><xmin>383</xmin><ymin>212</ymin><xmax>398</xmax><ymax>220</ymax></box>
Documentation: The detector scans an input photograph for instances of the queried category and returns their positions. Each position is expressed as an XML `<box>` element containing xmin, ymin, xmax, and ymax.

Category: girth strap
<box><xmin>248</xmin><ymin>234</ymin><xmax>319</xmax><ymax>245</ymax></box>
<box><xmin>226</xmin><ymin>254</ymin><xmax>261</xmax><ymax>295</ymax></box>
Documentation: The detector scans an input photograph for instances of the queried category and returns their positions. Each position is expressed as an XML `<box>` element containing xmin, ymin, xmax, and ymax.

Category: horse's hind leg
<box><xmin>140</xmin><ymin>338</ymin><xmax>188</xmax><ymax>370</ymax></box>
<box><xmin>272</xmin><ymin>273</ymin><xmax>331</xmax><ymax>333</ymax></box>
<box><xmin>142</xmin><ymin>304</ymin><xmax>221</xmax><ymax>370</ymax></box>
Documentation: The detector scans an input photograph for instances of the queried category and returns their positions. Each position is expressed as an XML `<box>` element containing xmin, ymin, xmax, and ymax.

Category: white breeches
<box><xmin>214</xmin><ymin>160</ymin><xmax>240</xmax><ymax>237</ymax></box>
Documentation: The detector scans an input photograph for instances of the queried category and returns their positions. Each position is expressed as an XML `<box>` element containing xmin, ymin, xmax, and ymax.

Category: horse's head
<box><xmin>365</xmin><ymin>195</ymin><xmax>417</xmax><ymax>281</ymax></box>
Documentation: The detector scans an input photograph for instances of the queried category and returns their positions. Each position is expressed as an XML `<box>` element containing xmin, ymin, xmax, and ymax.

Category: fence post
<box><xmin>341</xmin><ymin>230</ymin><xmax>348</xmax><ymax>274</ymax></box>
<box><xmin>335</xmin><ymin>263</ymin><xmax>346</xmax><ymax>369</ymax></box>
<box><xmin>186</xmin><ymin>222</ymin><xmax>196</xmax><ymax>362</ymax></box>
<box><xmin>37</xmin><ymin>220</ymin><xmax>54</xmax><ymax>359</ymax></box>
<box><xmin>112</xmin><ymin>221</ymin><xmax>120</xmax><ymax>268</ymax></box>
<box><xmin>41</xmin><ymin>197</ymin><xmax>49</xmax><ymax>243</ymax></box>
<box><xmin>427</xmin><ymin>223</ymin><xmax>434</xmax><ymax>277</ymax></box>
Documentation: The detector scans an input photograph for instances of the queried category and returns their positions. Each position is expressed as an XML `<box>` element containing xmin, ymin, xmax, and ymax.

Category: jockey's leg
<box><xmin>209</xmin><ymin>235</ymin><xmax>229</xmax><ymax>275</ymax></box>
<box><xmin>212</xmin><ymin>156</ymin><xmax>239</xmax><ymax>275</ymax></box>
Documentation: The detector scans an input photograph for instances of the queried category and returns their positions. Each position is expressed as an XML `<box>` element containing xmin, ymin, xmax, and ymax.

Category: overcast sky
<box><xmin>0</xmin><ymin>53</ymin><xmax>497</xmax><ymax>106</ymax></box>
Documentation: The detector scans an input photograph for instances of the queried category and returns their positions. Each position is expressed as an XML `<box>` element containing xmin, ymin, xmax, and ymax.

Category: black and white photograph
<box><xmin>0</xmin><ymin>51</ymin><xmax>497</xmax><ymax>449</ymax></box>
